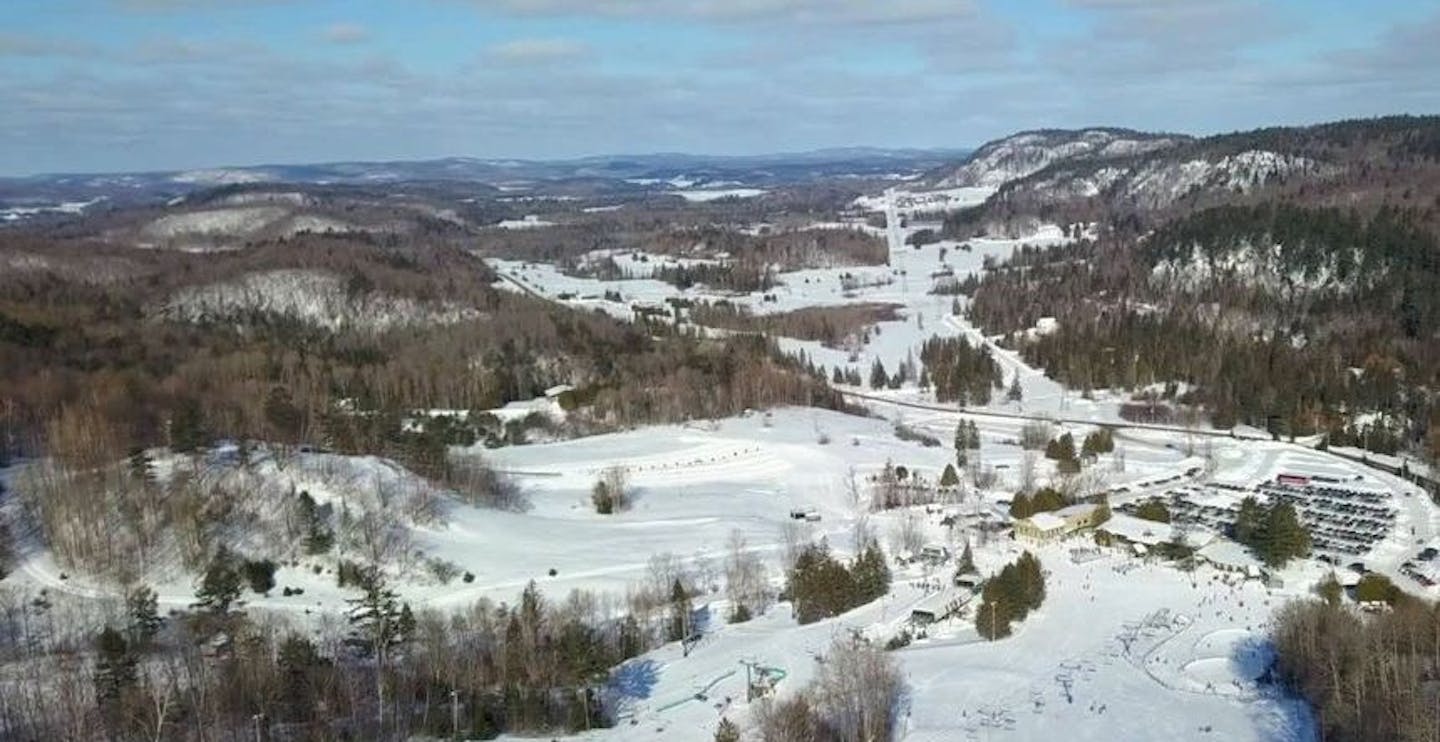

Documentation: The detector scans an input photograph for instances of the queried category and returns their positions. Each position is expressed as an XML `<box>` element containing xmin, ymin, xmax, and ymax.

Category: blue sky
<box><xmin>2</xmin><ymin>0</ymin><xmax>1437</xmax><ymax>175</ymax></box>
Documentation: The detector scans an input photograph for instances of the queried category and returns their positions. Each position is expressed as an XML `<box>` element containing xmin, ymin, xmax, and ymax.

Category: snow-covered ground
<box><xmin>668</xmin><ymin>188</ymin><xmax>767</xmax><ymax>202</ymax></box>
<box><xmin>5</xmin><ymin>400</ymin><xmax>1435</xmax><ymax>741</ymax></box>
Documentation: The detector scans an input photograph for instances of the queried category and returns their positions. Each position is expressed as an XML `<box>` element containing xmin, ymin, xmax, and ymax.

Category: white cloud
<box><xmin>483</xmin><ymin>37</ymin><xmax>591</xmax><ymax>64</ymax></box>
<box><xmin>323</xmin><ymin>23</ymin><xmax>369</xmax><ymax>44</ymax></box>
<box><xmin>482</xmin><ymin>0</ymin><xmax>976</xmax><ymax>24</ymax></box>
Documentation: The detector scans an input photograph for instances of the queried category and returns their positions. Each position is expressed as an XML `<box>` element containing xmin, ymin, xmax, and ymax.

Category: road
<box><xmin>836</xmin><ymin>388</ymin><xmax>1272</xmax><ymax>442</ymax></box>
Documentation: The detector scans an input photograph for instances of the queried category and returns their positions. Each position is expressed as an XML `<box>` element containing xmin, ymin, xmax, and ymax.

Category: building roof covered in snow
<box><xmin>1100</xmin><ymin>513</ymin><xmax>1173</xmax><ymax>546</ymax></box>
<box><xmin>1027</xmin><ymin>512</ymin><xmax>1067</xmax><ymax>531</ymax></box>
<box><xmin>1197</xmin><ymin>540</ymin><xmax>1264</xmax><ymax>574</ymax></box>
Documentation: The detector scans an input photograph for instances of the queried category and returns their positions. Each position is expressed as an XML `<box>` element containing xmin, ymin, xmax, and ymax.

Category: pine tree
<box><xmin>1045</xmin><ymin>433</ymin><xmax>1076</xmax><ymax>462</ymax></box>
<box><xmin>127</xmin><ymin>447</ymin><xmax>154</xmax><ymax>485</ymax></box>
<box><xmin>975</xmin><ymin>582</ymin><xmax>1013</xmax><ymax>640</ymax></box>
<box><xmin>169</xmin><ymin>396</ymin><xmax>208</xmax><ymax>453</ymax></box>
<box><xmin>1261</xmin><ymin>501</ymin><xmax>1311</xmax><ymax>568</ymax></box>
<box><xmin>851</xmin><ymin>544</ymin><xmax>891</xmax><ymax>603</ymax></box>
<box><xmin>345</xmin><ymin>567</ymin><xmax>411</xmax><ymax>657</ymax></box>
<box><xmin>956</xmin><ymin>540</ymin><xmax>975</xmax><ymax>575</ymax></box>
<box><xmin>94</xmin><ymin>626</ymin><xmax>137</xmax><ymax>727</ymax></box>
<box><xmin>940</xmin><ymin>463</ymin><xmax>960</xmax><ymax>488</ymax></box>
<box><xmin>125</xmin><ymin>584</ymin><xmax>162</xmax><ymax>646</ymax></box>
<box><xmin>1006</xmin><ymin>375</ymin><xmax>1023</xmax><ymax>402</ymax></box>
<box><xmin>1015</xmin><ymin>552</ymin><xmax>1046</xmax><ymax>610</ymax></box>
<box><xmin>297</xmin><ymin>490</ymin><xmax>334</xmax><ymax>554</ymax></box>
<box><xmin>193</xmin><ymin>547</ymin><xmax>242</xmax><ymax>615</ymax></box>
<box><xmin>667</xmin><ymin>578</ymin><xmax>693</xmax><ymax>642</ymax></box>
<box><xmin>1233</xmin><ymin>496</ymin><xmax>1266</xmax><ymax>547</ymax></box>
<box><xmin>714</xmin><ymin>717</ymin><xmax>741</xmax><ymax>742</ymax></box>
<box><xmin>869</xmin><ymin>359</ymin><xmax>888</xmax><ymax>390</ymax></box>
<box><xmin>1031</xmin><ymin>487</ymin><xmax>1065</xmax><ymax>514</ymax></box>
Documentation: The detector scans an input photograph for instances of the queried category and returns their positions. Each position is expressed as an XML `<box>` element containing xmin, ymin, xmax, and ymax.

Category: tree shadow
<box><xmin>609</xmin><ymin>658</ymin><xmax>660</xmax><ymax>701</ymax></box>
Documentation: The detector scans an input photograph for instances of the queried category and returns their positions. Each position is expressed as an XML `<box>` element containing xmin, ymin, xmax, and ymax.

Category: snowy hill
<box><xmin>933</xmin><ymin>129</ymin><xmax>1187</xmax><ymax>189</ymax></box>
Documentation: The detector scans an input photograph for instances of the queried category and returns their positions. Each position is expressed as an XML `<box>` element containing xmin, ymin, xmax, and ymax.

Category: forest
<box><xmin>965</xmin><ymin>204</ymin><xmax>1440</xmax><ymax>456</ymax></box>
<box><xmin>1272</xmin><ymin>596</ymin><xmax>1440</xmax><ymax>742</ymax></box>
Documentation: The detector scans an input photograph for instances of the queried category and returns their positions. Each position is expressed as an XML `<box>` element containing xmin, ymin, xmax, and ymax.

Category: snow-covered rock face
<box><xmin>937</xmin><ymin>129</ymin><xmax>1184</xmax><ymax>188</ymax></box>
<box><xmin>1008</xmin><ymin>149</ymin><xmax>1334</xmax><ymax>211</ymax></box>
<box><xmin>160</xmin><ymin>269</ymin><xmax>478</xmax><ymax>333</ymax></box>
<box><xmin>1150</xmin><ymin>241</ymin><xmax>1371</xmax><ymax>294</ymax></box>
<box><xmin>1122</xmin><ymin>150</ymin><xmax>1330</xmax><ymax>209</ymax></box>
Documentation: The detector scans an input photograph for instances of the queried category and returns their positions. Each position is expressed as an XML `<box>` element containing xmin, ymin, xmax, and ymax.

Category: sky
<box><xmin>2</xmin><ymin>0</ymin><xmax>1438</xmax><ymax>175</ymax></box>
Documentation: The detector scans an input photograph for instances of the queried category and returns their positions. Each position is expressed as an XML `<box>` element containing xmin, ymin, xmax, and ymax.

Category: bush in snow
<box><xmin>591</xmin><ymin>466</ymin><xmax>631</xmax><ymax>514</ymax></box>
<box><xmin>426</xmin><ymin>557</ymin><xmax>462</xmax><ymax>585</ymax></box>
<box><xmin>242</xmin><ymin>559</ymin><xmax>277</xmax><ymax>594</ymax></box>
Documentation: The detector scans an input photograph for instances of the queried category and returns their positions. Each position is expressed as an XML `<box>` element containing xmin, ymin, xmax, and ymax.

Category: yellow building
<box><xmin>1014</xmin><ymin>502</ymin><xmax>1110</xmax><ymax>543</ymax></box>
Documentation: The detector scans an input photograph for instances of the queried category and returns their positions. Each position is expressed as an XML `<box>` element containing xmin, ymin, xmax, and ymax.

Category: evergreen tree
<box><xmin>667</xmin><ymin>579</ymin><xmax>693</xmax><ymax>642</ymax></box>
<box><xmin>1044</xmin><ymin>433</ymin><xmax>1076</xmax><ymax>462</ymax></box>
<box><xmin>1015</xmin><ymin>551</ymin><xmax>1045</xmax><ymax>610</ymax></box>
<box><xmin>193</xmin><ymin>547</ymin><xmax>242</xmax><ymax>615</ymax></box>
<box><xmin>1006</xmin><ymin>375</ymin><xmax>1023</xmax><ymax>402</ymax></box>
<box><xmin>851</xmin><ymin>544</ymin><xmax>891</xmax><ymax>602</ymax></box>
<box><xmin>1030</xmin><ymin>487</ymin><xmax>1066</xmax><ymax>513</ymax></box>
<box><xmin>127</xmin><ymin>447</ymin><xmax>154</xmax><ymax>485</ymax></box>
<box><xmin>297</xmin><ymin>490</ymin><xmax>334</xmax><ymax>554</ymax></box>
<box><xmin>1233</xmin><ymin>496</ymin><xmax>1266</xmax><ymax>547</ymax></box>
<box><xmin>956</xmin><ymin>540</ymin><xmax>975</xmax><ymax>575</ymax></box>
<box><xmin>868</xmin><ymin>359</ymin><xmax>888</xmax><ymax>390</ymax></box>
<box><xmin>125</xmin><ymin>584</ymin><xmax>162</xmax><ymax>646</ymax></box>
<box><xmin>1261</xmin><ymin>501</ymin><xmax>1311</xmax><ymax>568</ymax></box>
<box><xmin>1008</xmin><ymin>493</ymin><xmax>1033</xmax><ymax>519</ymax></box>
<box><xmin>169</xmin><ymin>396</ymin><xmax>208</xmax><ymax>452</ymax></box>
<box><xmin>714</xmin><ymin>717</ymin><xmax>741</xmax><ymax>742</ymax></box>
<box><xmin>975</xmin><ymin>580</ymin><xmax>1013</xmax><ymax>640</ymax></box>
<box><xmin>345</xmin><ymin>567</ymin><xmax>412</xmax><ymax>658</ymax></box>
<box><xmin>277</xmin><ymin>635</ymin><xmax>329</xmax><ymax>722</ymax></box>
<box><xmin>939</xmin><ymin>463</ymin><xmax>960</xmax><ymax>488</ymax></box>
<box><xmin>787</xmin><ymin>543</ymin><xmax>857</xmax><ymax>624</ymax></box>
<box><xmin>93</xmin><ymin>626</ymin><xmax>137</xmax><ymax>727</ymax></box>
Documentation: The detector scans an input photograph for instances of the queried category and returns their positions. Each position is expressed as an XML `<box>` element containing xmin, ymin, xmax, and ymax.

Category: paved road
<box><xmin>837</xmin><ymin>388</ymin><xmax>1273</xmax><ymax>442</ymax></box>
